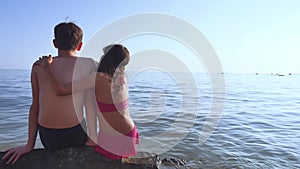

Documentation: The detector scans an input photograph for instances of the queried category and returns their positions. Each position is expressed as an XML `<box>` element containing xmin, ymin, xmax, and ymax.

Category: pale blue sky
<box><xmin>0</xmin><ymin>0</ymin><xmax>299</xmax><ymax>73</ymax></box>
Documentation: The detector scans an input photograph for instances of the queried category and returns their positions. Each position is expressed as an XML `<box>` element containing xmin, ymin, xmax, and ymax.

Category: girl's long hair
<box><xmin>97</xmin><ymin>44</ymin><xmax>130</xmax><ymax>77</ymax></box>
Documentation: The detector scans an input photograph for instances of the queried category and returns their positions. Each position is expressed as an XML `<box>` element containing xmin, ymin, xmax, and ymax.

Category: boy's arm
<box><xmin>26</xmin><ymin>64</ymin><xmax>40</xmax><ymax>150</ymax></box>
<box><xmin>84</xmin><ymin>60</ymin><xmax>98</xmax><ymax>146</ymax></box>
<box><xmin>2</xmin><ymin>63</ymin><xmax>40</xmax><ymax>164</ymax></box>
<box><xmin>84</xmin><ymin>88</ymin><xmax>97</xmax><ymax>146</ymax></box>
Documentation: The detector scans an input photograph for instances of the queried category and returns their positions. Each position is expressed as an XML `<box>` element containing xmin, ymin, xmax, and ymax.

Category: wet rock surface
<box><xmin>0</xmin><ymin>147</ymin><xmax>190</xmax><ymax>169</ymax></box>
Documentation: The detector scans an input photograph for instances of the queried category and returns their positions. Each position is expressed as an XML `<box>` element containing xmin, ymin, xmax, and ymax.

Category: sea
<box><xmin>0</xmin><ymin>69</ymin><xmax>299</xmax><ymax>169</ymax></box>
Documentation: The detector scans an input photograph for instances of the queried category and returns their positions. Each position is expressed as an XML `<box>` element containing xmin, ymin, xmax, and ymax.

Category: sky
<box><xmin>0</xmin><ymin>0</ymin><xmax>299</xmax><ymax>74</ymax></box>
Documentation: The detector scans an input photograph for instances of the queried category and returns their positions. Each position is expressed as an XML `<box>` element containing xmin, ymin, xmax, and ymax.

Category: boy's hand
<box><xmin>2</xmin><ymin>145</ymin><xmax>33</xmax><ymax>164</ymax></box>
<box><xmin>85</xmin><ymin>138</ymin><xmax>97</xmax><ymax>147</ymax></box>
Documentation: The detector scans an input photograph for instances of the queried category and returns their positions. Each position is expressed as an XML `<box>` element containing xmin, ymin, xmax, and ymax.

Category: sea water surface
<box><xmin>0</xmin><ymin>69</ymin><xmax>299</xmax><ymax>168</ymax></box>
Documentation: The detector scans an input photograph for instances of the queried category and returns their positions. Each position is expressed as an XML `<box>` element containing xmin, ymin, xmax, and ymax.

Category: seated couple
<box><xmin>2</xmin><ymin>22</ymin><xmax>138</xmax><ymax>164</ymax></box>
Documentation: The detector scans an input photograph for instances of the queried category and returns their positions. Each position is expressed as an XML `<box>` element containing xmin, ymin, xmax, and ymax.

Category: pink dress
<box><xmin>95</xmin><ymin>75</ymin><xmax>139</xmax><ymax>160</ymax></box>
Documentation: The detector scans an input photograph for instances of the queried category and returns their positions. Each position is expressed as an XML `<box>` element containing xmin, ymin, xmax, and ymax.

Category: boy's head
<box><xmin>53</xmin><ymin>22</ymin><xmax>83</xmax><ymax>50</ymax></box>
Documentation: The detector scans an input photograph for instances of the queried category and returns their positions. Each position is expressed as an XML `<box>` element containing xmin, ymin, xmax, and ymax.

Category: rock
<box><xmin>161</xmin><ymin>158</ymin><xmax>187</xmax><ymax>166</ymax></box>
<box><xmin>0</xmin><ymin>147</ymin><xmax>158</xmax><ymax>169</ymax></box>
<box><xmin>0</xmin><ymin>147</ymin><xmax>189</xmax><ymax>169</ymax></box>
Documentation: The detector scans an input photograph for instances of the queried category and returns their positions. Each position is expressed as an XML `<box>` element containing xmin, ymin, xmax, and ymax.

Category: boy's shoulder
<box><xmin>77</xmin><ymin>56</ymin><xmax>98</xmax><ymax>70</ymax></box>
<box><xmin>77</xmin><ymin>56</ymin><xmax>95</xmax><ymax>62</ymax></box>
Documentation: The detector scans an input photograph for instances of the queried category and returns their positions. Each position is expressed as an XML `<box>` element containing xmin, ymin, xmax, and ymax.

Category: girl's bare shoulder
<box><xmin>96</xmin><ymin>72</ymin><xmax>110</xmax><ymax>78</ymax></box>
<box><xmin>96</xmin><ymin>72</ymin><xmax>111</xmax><ymax>83</ymax></box>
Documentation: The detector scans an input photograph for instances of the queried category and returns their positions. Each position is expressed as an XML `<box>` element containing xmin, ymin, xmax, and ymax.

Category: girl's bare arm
<box><xmin>42</xmin><ymin>56</ymin><xmax>96</xmax><ymax>96</ymax></box>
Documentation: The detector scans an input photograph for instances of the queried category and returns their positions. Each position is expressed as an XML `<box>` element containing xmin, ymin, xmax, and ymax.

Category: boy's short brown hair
<box><xmin>54</xmin><ymin>22</ymin><xmax>83</xmax><ymax>50</ymax></box>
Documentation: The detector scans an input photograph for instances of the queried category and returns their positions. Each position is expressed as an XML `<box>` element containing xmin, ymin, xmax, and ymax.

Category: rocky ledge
<box><xmin>0</xmin><ymin>147</ymin><xmax>189</xmax><ymax>169</ymax></box>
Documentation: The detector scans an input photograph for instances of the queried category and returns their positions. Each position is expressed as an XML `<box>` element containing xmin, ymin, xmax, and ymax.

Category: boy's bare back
<box><xmin>37</xmin><ymin>56</ymin><xmax>96</xmax><ymax>128</ymax></box>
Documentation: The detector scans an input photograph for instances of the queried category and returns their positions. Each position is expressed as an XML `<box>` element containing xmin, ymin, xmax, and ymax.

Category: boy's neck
<box><xmin>57</xmin><ymin>49</ymin><xmax>78</xmax><ymax>57</ymax></box>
